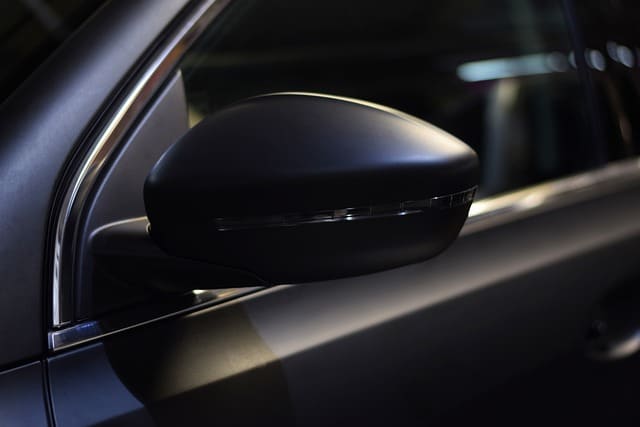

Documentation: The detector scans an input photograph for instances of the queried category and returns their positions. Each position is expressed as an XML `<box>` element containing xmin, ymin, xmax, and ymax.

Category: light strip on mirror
<box><xmin>214</xmin><ymin>187</ymin><xmax>477</xmax><ymax>231</ymax></box>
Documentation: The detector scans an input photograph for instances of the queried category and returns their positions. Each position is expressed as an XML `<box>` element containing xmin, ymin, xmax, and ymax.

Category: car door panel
<box><xmin>49</xmin><ymin>307</ymin><xmax>294</xmax><ymax>426</ymax></box>
<box><xmin>234</xmin><ymin>182</ymin><xmax>640</xmax><ymax>424</ymax></box>
<box><xmin>0</xmin><ymin>362</ymin><xmax>49</xmax><ymax>427</ymax></box>
<box><xmin>48</xmin><ymin>344</ymin><xmax>154</xmax><ymax>427</ymax></box>
<box><xmin>47</xmin><ymin>180</ymin><xmax>640</xmax><ymax>425</ymax></box>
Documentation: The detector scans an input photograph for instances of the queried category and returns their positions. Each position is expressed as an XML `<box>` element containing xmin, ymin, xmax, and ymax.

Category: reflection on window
<box><xmin>180</xmin><ymin>0</ymin><xmax>599</xmax><ymax>197</ymax></box>
<box><xmin>575</xmin><ymin>0</ymin><xmax>640</xmax><ymax>159</ymax></box>
<box><xmin>457</xmin><ymin>52</ymin><xmax>570</xmax><ymax>82</ymax></box>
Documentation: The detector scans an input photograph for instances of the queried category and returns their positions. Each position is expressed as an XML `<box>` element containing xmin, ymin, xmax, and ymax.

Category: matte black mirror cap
<box><xmin>145</xmin><ymin>93</ymin><xmax>478</xmax><ymax>220</ymax></box>
<box><xmin>144</xmin><ymin>93</ymin><xmax>478</xmax><ymax>284</ymax></box>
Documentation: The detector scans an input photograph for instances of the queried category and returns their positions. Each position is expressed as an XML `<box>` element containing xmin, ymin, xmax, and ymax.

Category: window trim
<box><xmin>49</xmin><ymin>0</ymin><xmax>640</xmax><ymax>350</ymax></box>
<box><xmin>49</xmin><ymin>157</ymin><xmax>640</xmax><ymax>351</ymax></box>
<box><xmin>51</xmin><ymin>0</ymin><xmax>232</xmax><ymax>328</ymax></box>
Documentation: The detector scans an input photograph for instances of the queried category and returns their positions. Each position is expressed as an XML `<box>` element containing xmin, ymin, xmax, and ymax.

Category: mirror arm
<box><xmin>91</xmin><ymin>218</ymin><xmax>268</xmax><ymax>292</ymax></box>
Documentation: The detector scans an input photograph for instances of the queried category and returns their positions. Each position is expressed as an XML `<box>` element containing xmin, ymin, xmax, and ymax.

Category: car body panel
<box><xmin>0</xmin><ymin>0</ymin><xmax>191</xmax><ymax>367</ymax></box>
<box><xmin>0</xmin><ymin>362</ymin><xmax>48</xmax><ymax>427</ymax></box>
<box><xmin>48</xmin><ymin>344</ymin><xmax>154</xmax><ymax>427</ymax></box>
<box><xmin>47</xmin><ymin>181</ymin><xmax>640</xmax><ymax>425</ymax></box>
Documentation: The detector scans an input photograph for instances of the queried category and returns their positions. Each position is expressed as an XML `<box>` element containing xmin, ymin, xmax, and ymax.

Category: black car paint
<box><xmin>47</xmin><ymin>182</ymin><xmax>640</xmax><ymax>425</ymax></box>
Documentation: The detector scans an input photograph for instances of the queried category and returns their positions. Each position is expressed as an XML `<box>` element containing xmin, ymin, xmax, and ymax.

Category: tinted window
<box><xmin>180</xmin><ymin>0</ymin><xmax>598</xmax><ymax>196</ymax></box>
<box><xmin>574</xmin><ymin>0</ymin><xmax>640</xmax><ymax>159</ymax></box>
<box><xmin>0</xmin><ymin>0</ymin><xmax>107</xmax><ymax>104</ymax></box>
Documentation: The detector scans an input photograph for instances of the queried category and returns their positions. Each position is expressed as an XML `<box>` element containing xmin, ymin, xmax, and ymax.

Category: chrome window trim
<box><xmin>49</xmin><ymin>159</ymin><xmax>640</xmax><ymax>351</ymax></box>
<box><xmin>48</xmin><ymin>0</ymin><xmax>640</xmax><ymax>349</ymax></box>
<box><xmin>463</xmin><ymin>157</ymin><xmax>640</xmax><ymax>235</ymax></box>
<box><xmin>49</xmin><ymin>287</ymin><xmax>262</xmax><ymax>351</ymax></box>
<box><xmin>52</xmin><ymin>0</ymin><xmax>232</xmax><ymax>327</ymax></box>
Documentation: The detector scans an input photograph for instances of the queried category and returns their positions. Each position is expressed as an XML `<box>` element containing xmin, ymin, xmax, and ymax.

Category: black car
<box><xmin>2</xmin><ymin>0</ymin><xmax>640</xmax><ymax>425</ymax></box>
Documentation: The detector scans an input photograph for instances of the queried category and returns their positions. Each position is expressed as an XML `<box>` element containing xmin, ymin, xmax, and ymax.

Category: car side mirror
<box><xmin>92</xmin><ymin>93</ymin><xmax>477</xmax><ymax>291</ymax></box>
<box><xmin>140</xmin><ymin>93</ymin><xmax>478</xmax><ymax>285</ymax></box>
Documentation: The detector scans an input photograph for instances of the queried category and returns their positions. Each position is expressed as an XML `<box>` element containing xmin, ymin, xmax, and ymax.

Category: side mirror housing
<box><xmin>144</xmin><ymin>93</ymin><xmax>478</xmax><ymax>284</ymax></box>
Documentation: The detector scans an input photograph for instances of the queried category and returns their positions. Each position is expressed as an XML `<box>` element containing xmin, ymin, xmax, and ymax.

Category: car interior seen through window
<box><xmin>574</xmin><ymin>0</ymin><xmax>640</xmax><ymax>160</ymax></box>
<box><xmin>181</xmin><ymin>0</ymin><xmax>604</xmax><ymax>197</ymax></box>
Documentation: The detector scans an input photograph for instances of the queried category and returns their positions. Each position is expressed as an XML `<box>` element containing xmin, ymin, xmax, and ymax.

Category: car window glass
<box><xmin>574</xmin><ymin>0</ymin><xmax>640</xmax><ymax>159</ymax></box>
<box><xmin>0</xmin><ymin>0</ymin><xmax>107</xmax><ymax>104</ymax></box>
<box><xmin>178</xmin><ymin>0</ymin><xmax>600</xmax><ymax>197</ymax></box>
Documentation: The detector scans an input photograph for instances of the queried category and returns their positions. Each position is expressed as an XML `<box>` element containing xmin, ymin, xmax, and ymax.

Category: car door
<box><xmin>29</xmin><ymin>0</ymin><xmax>640</xmax><ymax>426</ymax></box>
